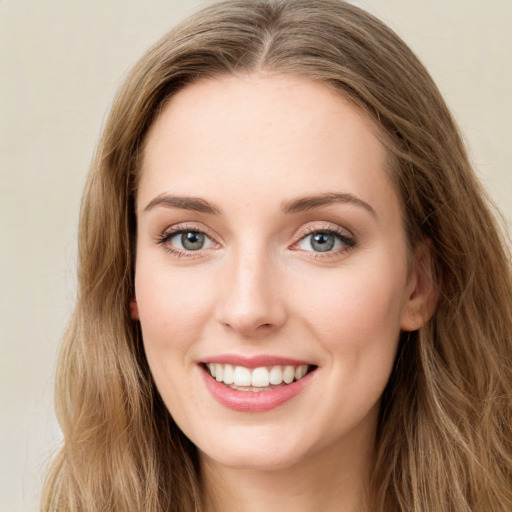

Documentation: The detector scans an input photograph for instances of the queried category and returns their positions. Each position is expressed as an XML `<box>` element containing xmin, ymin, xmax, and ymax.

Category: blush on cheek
<box><xmin>303</xmin><ymin>275</ymin><xmax>405</xmax><ymax>339</ymax></box>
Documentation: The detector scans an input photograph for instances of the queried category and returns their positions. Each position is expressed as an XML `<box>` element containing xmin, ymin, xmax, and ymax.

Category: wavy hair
<box><xmin>42</xmin><ymin>1</ymin><xmax>512</xmax><ymax>510</ymax></box>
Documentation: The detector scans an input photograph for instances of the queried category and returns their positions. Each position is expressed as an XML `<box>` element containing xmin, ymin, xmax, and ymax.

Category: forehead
<box><xmin>138</xmin><ymin>73</ymin><xmax>399</xmax><ymax>223</ymax></box>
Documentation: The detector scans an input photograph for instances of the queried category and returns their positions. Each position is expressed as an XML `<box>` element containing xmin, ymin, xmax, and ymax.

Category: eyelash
<box><xmin>155</xmin><ymin>223</ymin><xmax>356</xmax><ymax>259</ymax></box>
<box><xmin>291</xmin><ymin>225</ymin><xmax>356</xmax><ymax>259</ymax></box>
<box><xmin>155</xmin><ymin>223</ymin><xmax>218</xmax><ymax>258</ymax></box>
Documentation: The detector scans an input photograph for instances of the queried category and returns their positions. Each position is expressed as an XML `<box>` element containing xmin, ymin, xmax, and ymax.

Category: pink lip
<box><xmin>200</xmin><ymin>366</ymin><xmax>315</xmax><ymax>413</ymax></box>
<box><xmin>202</xmin><ymin>354</ymin><xmax>312</xmax><ymax>368</ymax></box>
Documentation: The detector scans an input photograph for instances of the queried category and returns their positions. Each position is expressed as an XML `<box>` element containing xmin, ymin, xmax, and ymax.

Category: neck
<box><xmin>199</xmin><ymin>425</ymin><xmax>374</xmax><ymax>512</ymax></box>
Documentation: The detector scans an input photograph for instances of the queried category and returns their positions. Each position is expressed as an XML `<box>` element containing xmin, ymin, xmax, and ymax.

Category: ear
<box><xmin>401</xmin><ymin>241</ymin><xmax>439</xmax><ymax>332</ymax></box>
<box><xmin>130</xmin><ymin>298</ymin><xmax>140</xmax><ymax>321</ymax></box>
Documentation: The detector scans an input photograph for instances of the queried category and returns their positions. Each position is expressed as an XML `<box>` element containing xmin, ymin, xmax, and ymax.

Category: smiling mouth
<box><xmin>202</xmin><ymin>363</ymin><xmax>315</xmax><ymax>391</ymax></box>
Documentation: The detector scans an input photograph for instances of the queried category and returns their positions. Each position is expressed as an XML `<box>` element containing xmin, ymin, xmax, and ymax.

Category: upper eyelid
<box><xmin>160</xmin><ymin>222</ymin><xmax>219</xmax><ymax>242</ymax></box>
<box><xmin>293</xmin><ymin>221</ymin><xmax>354</xmax><ymax>240</ymax></box>
<box><xmin>290</xmin><ymin>222</ymin><xmax>356</xmax><ymax>254</ymax></box>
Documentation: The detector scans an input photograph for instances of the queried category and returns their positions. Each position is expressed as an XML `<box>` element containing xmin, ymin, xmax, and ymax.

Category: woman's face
<box><xmin>134</xmin><ymin>74</ymin><xmax>424</xmax><ymax>471</ymax></box>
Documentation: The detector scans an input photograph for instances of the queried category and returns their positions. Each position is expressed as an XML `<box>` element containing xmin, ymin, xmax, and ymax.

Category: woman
<box><xmin>42</xmin><ymin>1</ymin><xmax>512</xmax><ymax>511</ymax></box>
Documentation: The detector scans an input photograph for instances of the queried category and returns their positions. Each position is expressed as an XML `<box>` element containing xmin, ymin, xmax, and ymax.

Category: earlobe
<box><xmin>401</xmin><ymin>242</ymin><xmax>439</xmax><ymax>332</ymax></box>
<box><xmin>130</xmin><ymin>298</ymin><xmax>140</xmax><ymax>320</ymax></box>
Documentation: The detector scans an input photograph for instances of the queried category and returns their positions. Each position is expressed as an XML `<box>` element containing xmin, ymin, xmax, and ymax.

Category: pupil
<box><xmin>311</xmin><ymin>232</ymin><xmax>335</xmax><ymax>252</ymax></box>
<box><xmin>182</xmin><ymin>231</ymin><xmax>204</xmax><ymax>250</ymax></box>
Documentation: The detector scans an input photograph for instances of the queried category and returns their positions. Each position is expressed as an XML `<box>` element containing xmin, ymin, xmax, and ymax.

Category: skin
<box><xmin>133</xmin><ymin>74</ymin><xmax>433</xmax><ymax>512</ymax></box>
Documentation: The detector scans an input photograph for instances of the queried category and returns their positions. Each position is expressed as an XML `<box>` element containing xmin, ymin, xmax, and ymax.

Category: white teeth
<box><xmin>251</xmin><ymin>367</ymin><xmax>270</xmax><ymax>387</ymax></box>
<box><xmin>215</xmin><ymin>363</ymin><xmax>223</xmax><ymax>382</ymax></box>
<box><xmin>206</xmin><ymin>363</ymin><xmax>310</xmax><ymax>389</ymax></box>
<box><xmin>223</xmin><ymin>364</ymin><xmax>234</xmax><ymax>384</ymax></box>
<box><xmin>283</xmin><ymin>365</ymin><xmax>295</xmax><ymax>384</ymax></box>
<box><xmin>269</xmin><ymin>365</ymin><xmax>283</xmax><ymax>385</ymax></box>
<box><xmin>294</xmin><ymin>365</ymin><xmax>307</xmax><ymax>380</ymax></box>
<box><xmin>233</xmin><ymin>366</ymin><xmax>252</xmax><ymax>386</ymax></box>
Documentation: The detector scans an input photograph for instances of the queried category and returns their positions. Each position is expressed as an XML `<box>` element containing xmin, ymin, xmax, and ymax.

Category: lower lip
<box><xmin>201</xmin><ymin>367</ymin><xmax>314</xmax><ymax>412</ymax></box>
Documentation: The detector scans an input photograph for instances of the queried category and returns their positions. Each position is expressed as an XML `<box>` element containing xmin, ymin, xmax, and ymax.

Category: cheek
<box><xmin>295</xmin><ymin>256</ymin><xmax>409</xmax><ymax>388</ymax></box>
<box><xmin>134</xmin><ymin>264</ymin><xmax>215</xmax><ymax>359</ymax></box>
<box><xmin>302</xmin><ymin>264</ymin><xmax>407</xmax><ymax>421</ymax></box>
<box><xmin>134</xmin><ymin>264</ymin><xmax>216</xmax><ymax>419</ymax></box>
<box><xmin>302</xmin><ymin>266</ymin><xmax>406</xmax><ymax>334</ymax></box>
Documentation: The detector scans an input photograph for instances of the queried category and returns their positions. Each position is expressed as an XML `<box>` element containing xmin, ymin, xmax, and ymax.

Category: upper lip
<box><xmin>201</xmin><ymin>354</ymin><xmax>314</xmax><ymax>368</ymax></box>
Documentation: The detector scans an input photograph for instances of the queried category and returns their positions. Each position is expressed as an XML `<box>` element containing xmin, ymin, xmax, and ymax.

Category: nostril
<box><xmin>222</xmin><ymin>320</ymin><xmax>275</xmax><ymax>333</ymax></box>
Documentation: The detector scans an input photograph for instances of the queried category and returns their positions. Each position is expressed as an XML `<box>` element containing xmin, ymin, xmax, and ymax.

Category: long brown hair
<box><xmin>42</xmin><ymin>1</ymin><xmax>512</xmax><ymax>510</ymax></box>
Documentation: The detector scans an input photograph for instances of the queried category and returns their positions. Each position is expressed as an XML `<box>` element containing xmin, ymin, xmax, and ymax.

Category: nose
<box><xmin>215</xmin><ymin>247</ymin><xmax>287</xmax><ymax>338</ymax></box>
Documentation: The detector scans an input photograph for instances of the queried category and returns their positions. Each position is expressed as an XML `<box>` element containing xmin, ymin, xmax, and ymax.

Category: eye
<box><xmin>171</xmin><ymin>231</ymin><xmax>213</xmax><ymax>251</ymax></box>
<box><xmin>295</xmin><ymin>229</ymin><xmax>355</xmax><ymax>254</ymax></box>
<box><xmin>157</xmin><ymin>227</ymin><xmax>217</xmax><ymax>253</ymax></box>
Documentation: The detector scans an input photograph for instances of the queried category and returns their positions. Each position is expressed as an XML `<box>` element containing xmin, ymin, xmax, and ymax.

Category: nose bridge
<box><xmin>217</xmin><ymin>238</ymin><xmax>286</xmax><ymax>336</ymax></box>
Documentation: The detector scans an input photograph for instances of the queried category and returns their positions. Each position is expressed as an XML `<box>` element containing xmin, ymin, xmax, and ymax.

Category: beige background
<box><xmin>1</xmin><ymin>1</ymin><xmax>510</xmax><ymax>510</ymax></box>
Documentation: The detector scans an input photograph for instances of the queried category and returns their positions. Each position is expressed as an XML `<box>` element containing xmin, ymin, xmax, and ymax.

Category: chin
<box><xmin>203</xmin><ymin>448</ymin><xmax>306</xmax><ymax>472</ymax></box>
<box><xmin>196</xmin><ymin>425</ymin><xmax>317</xmax><ymax>472</ymax></box>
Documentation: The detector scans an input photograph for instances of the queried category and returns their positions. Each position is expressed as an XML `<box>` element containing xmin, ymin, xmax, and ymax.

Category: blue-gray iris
<box><xmin>311</xmin><ymin>233</ymin><xmax>335</xmax><ymax>252</ymax></box>
<box><xmin>182</xmin><ymin>231</ymin><xmax>205</xmax><ymax>250</ymax></box>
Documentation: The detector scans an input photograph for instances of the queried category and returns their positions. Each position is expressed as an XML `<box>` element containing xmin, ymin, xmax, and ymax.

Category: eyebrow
<box><xmin>144</xmin><ymin>194</ymin><xmax>221</xmax><ymax>215</ymax></box>
<box><xmin>281</xmin><ymin>192</ymin><xmax>376</xmax><ymax>217</ymax></box>
<box><xmin>143</xmin><ymin>191</ymin><xmax>376</xmax><ymax>217</ymax></box>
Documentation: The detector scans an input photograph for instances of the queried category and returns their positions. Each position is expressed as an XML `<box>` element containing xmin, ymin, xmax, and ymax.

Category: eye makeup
<box><xmin>290</xmin><ymin>222</ymin><xmax>356</xmax><ymax>260</ymax></box>
<box><xmin>154</xmin><ymin>219</ymin><xmax>356</xmax><ymax>261</ymax></box>
<box><xmin>155</xmin><ymin>222</ymin><xmax>220</xmax><ymax>258</ymax></box>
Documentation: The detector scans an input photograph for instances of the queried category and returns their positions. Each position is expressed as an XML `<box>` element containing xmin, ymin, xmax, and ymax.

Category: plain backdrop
<box><xmin>1</xmin><ymin>1</ymin><xmax>510</xmax><ymax>510</ymax></box>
